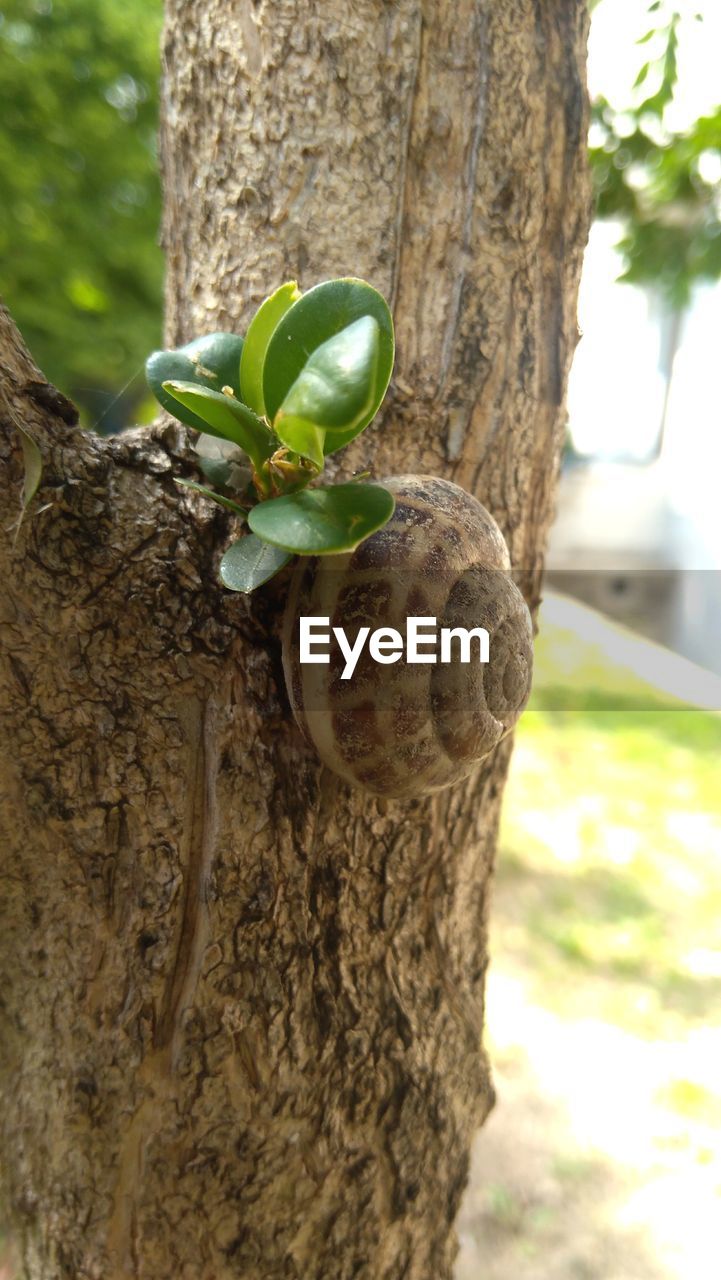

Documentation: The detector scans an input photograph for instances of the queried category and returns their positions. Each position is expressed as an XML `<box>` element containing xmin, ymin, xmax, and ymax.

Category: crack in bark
<box><xmin>389</xmin><ymin>5</ymin><xmax>424</xmax><ymax>316</ymax></box>
<box><xmin>106</xmin><ymin>1092</ymin><xmax>158</xmax><ymax>1278</ymax></box>
<box><xmin>155</xmin><ymin>693</ymin><xmax>217</xmax><ymax>1060</ymax></box>
<box><xmin>78</xmin><ymin>531</ymin><xmax>165</xmax><ymax>607</ymax></box>
<box><xmin>106</xmin><ymin>695</ymin><xmax>219</xmax><ymax>1276</ymax></box>
<box><xmin>437</xmin><ymin>8</ymin><xmax>490</xmax><ymax>399</ymax></box>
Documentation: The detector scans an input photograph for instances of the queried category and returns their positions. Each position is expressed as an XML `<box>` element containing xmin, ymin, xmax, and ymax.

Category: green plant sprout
<box><xmin>145</xmin><ymin>277</ymin><xmax>395</xmax><ymax>593</ymax></box>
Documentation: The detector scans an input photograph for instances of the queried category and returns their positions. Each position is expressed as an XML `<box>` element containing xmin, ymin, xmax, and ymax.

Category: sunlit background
<box><xmin>1</xmin><ymin>1</ymin><xmax>720</xmax><ymax>1277</ymax></box>
<box><xmin>547</xmin><ymin>0</ymin><xmax>721</xmax><ymax>680</ymax></box>
<box><xmin>460</xmin><ymin>4</ymin><xmax>721</xmax><ymax>1277</ymax></box>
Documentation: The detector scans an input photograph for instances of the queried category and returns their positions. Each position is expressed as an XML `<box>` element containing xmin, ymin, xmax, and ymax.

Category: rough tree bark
<box><xmin>0</xmin><ymin>2</ymin><xmax>590</xmax><ymax>1277</ymax></box>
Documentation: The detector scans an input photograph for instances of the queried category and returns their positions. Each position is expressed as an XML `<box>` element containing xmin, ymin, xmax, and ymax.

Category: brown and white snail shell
<box><xmin>282</xmin><ymin>475</ymin><xmax>533</xmax><ymax>799</ymax></box>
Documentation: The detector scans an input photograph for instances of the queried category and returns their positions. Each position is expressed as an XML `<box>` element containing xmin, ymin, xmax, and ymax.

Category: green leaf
<box><xmin>174</xmin><ymin>477</ymin><xmax>248</xmax><ymax>517</ymax></box>
<box><xmin>162</xmin><ymin>382</ymin><xmax>274</xmax><ymax>468</ymax></box>
<box><xmin>220</xmin><ymin>534</ymin><xmax>292</xmax><ymax>593</ymax></box>
<box><xmin>262</xmin><ymin>278</ymin><xmax>394</xmax><ymax>454</ymax></box>
<box><xmin>272</xmin><ymin>419</ymin><xmax>326</xmax><ymax>469</ymax></box>
<box><xmin>18</xmin><ymin>424</ymin><xmax>43</xmax><ymax>513</ymax></box>
<box><xmin>247</xmin><ymin>482</ymin><xmax>395</xmax><ymax>555</ymax></box>
<box><xmin>240</xmin><ymin>281</ymin><xmax>301</xmax><ymax>416</ymax></box>
<box><xmin>146</xmin><ymin>332</ymin><xmax>244</xmax><ymax>431</ymax></box>
<box><xmin>273</xmin><ymin>317</ymin><xmax>379</xmax><ymax>468</ymax></box>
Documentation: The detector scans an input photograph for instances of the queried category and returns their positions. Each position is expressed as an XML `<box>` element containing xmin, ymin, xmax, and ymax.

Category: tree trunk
<box><xmin>0</xmin><ymin>2</ymin><xmax>590</xmax><ymax>1277</ymax></box>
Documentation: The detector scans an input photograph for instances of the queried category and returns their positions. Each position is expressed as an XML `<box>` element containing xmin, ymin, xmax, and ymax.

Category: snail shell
<box><xmin>282</xmin><ymin>475</ymin><xmax>533</xmax><ymax>799</ymax></box>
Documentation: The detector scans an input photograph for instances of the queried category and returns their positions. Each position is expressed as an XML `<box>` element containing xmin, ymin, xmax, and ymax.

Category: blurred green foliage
<box><xmin>0</xmin><ymin>0</ymin><xmax>163</xmax><ymax>427</ymax></box>
<box><xmin>591</xmin><ymin>3</ymin><xmax>721</xmax><ymax>306</ymax></box>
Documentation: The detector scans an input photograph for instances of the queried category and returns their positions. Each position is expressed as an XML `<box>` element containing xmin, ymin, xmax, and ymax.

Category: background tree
<box><xmin>0</xmin><ymin>2</ymin><xmax>589</xmax><ymax>1277</ymax></box>
<box><xmin>0</xmin><ymin>0</ymin><xmax>163</xmax><ymax>426</ymax></box>
<box><xmin>591</xmin><ymin>2</ymin><xmax>721</xmax><ymax>306</ymax></box>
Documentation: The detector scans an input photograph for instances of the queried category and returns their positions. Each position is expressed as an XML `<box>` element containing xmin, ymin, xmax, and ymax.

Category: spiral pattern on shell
<box><xmin>282</xmin><ymin>475</ymin><xmax>533</xmax><ymax>799</ymax></box>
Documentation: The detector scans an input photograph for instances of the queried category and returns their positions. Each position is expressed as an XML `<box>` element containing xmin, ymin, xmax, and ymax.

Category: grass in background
<box><xmin>500</xmin><ymin>704</ymin><xmax>721</xmax><ymax>1036</ymax></box>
